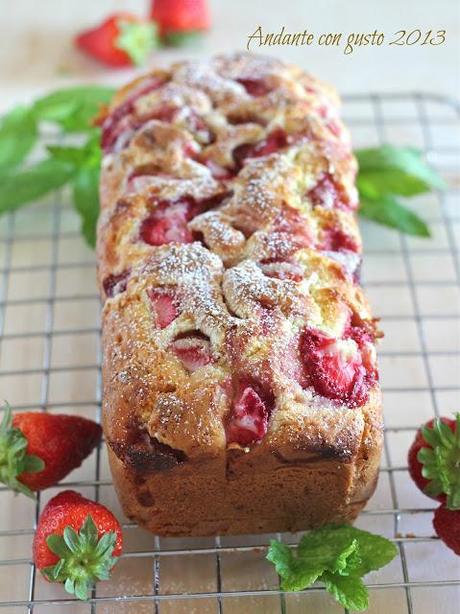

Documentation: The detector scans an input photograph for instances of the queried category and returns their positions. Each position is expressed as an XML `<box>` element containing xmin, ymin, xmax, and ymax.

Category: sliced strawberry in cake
<box><xmin>233</xmin><ymin>128</ymin><xmax>289</xmax><ymax>169</ymax></box>
<box><xmin>148</xmin><ymin>289</ymin><xmax>178</xmax><ymax>329</ymax></box>
<box><xmin>299</xmin><ymin>326</ymin><xmax>377</xmax><ymax>407</ymax></box>
<box><xmin>273</xmin><ymin>205</ymin><xmax>313</xmax><ymax>249</ymax></box>
<box><xmin>307</xmin><ymin>173</ymin><xmax>353</xmax><ymax>211</ymax></box>
<box><xmin>227</xmin><ymin>386</ymin><xmax>270</xmax><ymax>446</ymax></box>
<box><xmin>101</xmin><ymin>76</ymin><xmax>166</xmax><ymax>152</ymax></box>
<box><xmin>320</xmin><ymin>226</ymin><xmax>359</xmax><ymax>253</ymax></box>
<box><xmin>102</xmin><ymin>270</ymin><xmax>130</xmax><ymax>298</ymax></box>
<box><xmin>236</xmin><ymin>78</ymin><xmax>272</xmax><ymax>97</ymax></box>
<box><xmin>140</xmin><ymin>199</ymin><xmax>195</xmax><ymax>246</ymax></box>
<box><xmin>170</xmin><ymin>334</ymin><xmax>213</xmax><ymax>372</ymax></box>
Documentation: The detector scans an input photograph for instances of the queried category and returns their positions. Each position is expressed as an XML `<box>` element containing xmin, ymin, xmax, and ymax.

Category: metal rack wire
<box><xmin>0</xmin><ymin>92</ymin><xmax>459</xmax><ymax>613</ymax></box>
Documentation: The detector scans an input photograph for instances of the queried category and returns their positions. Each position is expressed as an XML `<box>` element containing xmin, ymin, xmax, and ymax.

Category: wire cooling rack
<box><xmin>0</xmin><ymin>92</ymin><xmax>459</xmax><ymax>614</ymax></box>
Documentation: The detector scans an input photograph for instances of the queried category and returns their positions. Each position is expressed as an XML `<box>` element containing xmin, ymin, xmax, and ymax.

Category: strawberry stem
<box><xmin>43</xmin><ymin>514</ymin><xmax>119</xmax><ymax>600</ymax></box>
<box><xmin>115</xmin><ymin>19</ymin><xmax>159</xmax><ymax>66</ymax></box>
<box><xmin>418</xmin><ymin>413</ymin><xmax>460</xmax><ymax>510</ymax></box>
<box><xmin>0</xmin><ymin>403</ymin><xmax>44</xmax><ymax>498</ymax></box>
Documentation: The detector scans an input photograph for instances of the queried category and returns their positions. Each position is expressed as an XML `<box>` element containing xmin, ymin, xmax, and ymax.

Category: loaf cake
<box><xmin>98</xmin><ymin>52</ymin><xmax>383</xmax><ymax>536</ymax></box>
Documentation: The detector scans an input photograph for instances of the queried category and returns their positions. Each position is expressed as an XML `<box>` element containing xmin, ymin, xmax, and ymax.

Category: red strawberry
<box><xmin>75</xmin><ymin>13</ymin><xmax>158</xmax><ymax>68</ymax></box>
<box><xmin>33</xmin><ymin>490</ymin><xmax>123</xmax><ymax>600</ymax></box>
<box><xmin>171</xmin><ymin>335</ymin><xmax>212</xmax><ymax>371</ymax></box>
<box><xmin>433</xmin><ymin>504</ymin><xmax>460</xmax><ymax>555</ymax></box>
<box><xmin>150</xmin><ymin>0</ymin><xmax>211</xmax><ymax>37</ymax></box>
<box><xmin>140</xmin><ymin>200</ymin><xmax>194</xmax><ymax>246</ymax></box>
<box><xmin>0</xmin><ymin>405</ymin><xmax>101</xmax><ymax>497</ymax></box>
<box><xmin>299</xmin><ymin>326</ymin><xmax>377</xmax><ymax>407</ymax></box>
<box><xmin>149</xmin><ymin>288</ymin><xmax>179</xmax><ymax>329</ymax></box>
<box><xmin>407</xmin><ymin>414</ymin><xmax>460</xmax><ymax>509</ymax></box>
<box><xmin>227</xmin><ymin>386</ymin><xmax>270</xmax><ymax>446</ymax></box>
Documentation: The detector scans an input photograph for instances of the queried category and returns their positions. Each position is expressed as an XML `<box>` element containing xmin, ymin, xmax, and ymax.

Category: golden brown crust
<box><xmin>99</xmin><ymin>52</ymin><xmax>383</xmax><ymax>536</ymax></box>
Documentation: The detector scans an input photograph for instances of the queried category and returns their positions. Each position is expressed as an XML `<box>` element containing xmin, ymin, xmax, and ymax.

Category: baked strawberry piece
<box><xmin>33</xmin><ymin>490</ymin><xmax>122</xmax><ymax>599</ymax></box>
<box><xmin>140</xmin><ymin>200</ymin><xmax>194</xmax><ymax>246</ymax></box>
<box><xmin>226</xmin><ymin>385</ymin><xmax>270</xmax><ymax>446</ymax></box>
<box><xmin>140</xmin><ymin>193</ymin><xmax>228</xmax><ymax>246</ymax></box>
<box><xmin>307</xmin><ymin>173</ymin><xmax>353</xmax><ymax>211</ymax></box>
<box><xmin>171</xmin><ymin>334</ymin><xmax>212</xmax><ymax>371</ymax></box>
<box><xmin>101</xmin><ymin>76</ymin><xmax>166</xmax><ymax>152</ymax></box>
<box><xmin>149</xmin><ymin>288</ymin><xmax>179</xmax><ymax>329</ymax></box>
<box><xmin>237</xmin><ymin>78</ymin><xmax>272</xmax><ymax>97</ymax></box>
<box><xmin>103</xmin><ymin>270</ymin><xmax>130</xmax><ymax>298</ymax></box>
<box><xmin>408</xmin><ymin>414</ymin><xmax>460</xmax><ymax>509</ymax></box>
<box><xmin>299</xmin><ymin>325</ymin><xmax>377</xmax><ymax>407</ymax></box>
<box><xmin>233</xmin><ymin>128</ymin><xmax>289</xmax><ymax>169</ymax></box>
<box><xmin>320</xmin><ymin>225</ymin><xmax>359</xmax><ymax>253</ymax></box>
<box><xmin>433</xmin><ymin>504</ymin><xmax>460</xmax><ymax>555</ymax></box>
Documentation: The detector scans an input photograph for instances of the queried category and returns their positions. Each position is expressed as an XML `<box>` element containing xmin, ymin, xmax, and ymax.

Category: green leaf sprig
<box><xmin>267</xmin><ymin>524</ymin><xmax>398</xmax><ymax>611</ymax></box>
<box><xmin>356</xmin><ymin>145</ymin><xmax>446</xmax><ymax>237</ymax></box>
<box><xmin>0</xmin><ymin>86</ymin><xmax>447</xmax><ymax>246</ymax></box>
<box><xmin>0</xmin><ymin>86</ymin><xmax>114</xmax><ymax>247</ymax></box>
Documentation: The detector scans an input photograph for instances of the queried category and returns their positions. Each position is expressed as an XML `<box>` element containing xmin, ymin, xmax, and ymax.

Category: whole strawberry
<box><xmin>150</xmin><ymin>0</ymin><xmax>210</xmax><ymax>37</ymax></box>
<box><xmin>76</xmin><ymin>13</ymin><xmax>158</xmax><ymax>67</ymax></box>
<box><xmin>0</xmin><ymin>404</ymin><xmax>102</xmax><ymax>497</ymax></box>
<box><xmin>433</xmin><ymin>505</ymin><xmax>460</xmax><ymax>555</ymax></box>
<box><xmin>34</xmin><ymin>490</ymin><xmax>123</xmax><ymax>599</ymax></box>
<box><xmin>407</xmin><ymin>413</ymin><xmax>460</xmax><ymax>510</ymax></box>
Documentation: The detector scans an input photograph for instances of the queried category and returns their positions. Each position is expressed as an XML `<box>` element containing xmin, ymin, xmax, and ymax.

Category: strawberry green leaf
<box><xmin>44</xmin><ymin>514</ymin><xmax>119</xmax><ymax>601</ymax></box>
<box><xmin>163</xmin><ymin>31</ymin><xmax>204</xmax><ymax>47</ymax></box>
<box><xmin>0</xmin><ymin>403</ymin><xmax>45</xmax><ymax>498</ymax></box>
<box><xmin>115</xmin><ymin>19</ymin><xmax>159</xmax><ymax>66</ymax></box>
<box><xmin>356</xmin><ymin>145</ymin><xmax>446</xmax><ymax>195</ymax></box>
<box><xmin>0</xmin><ymin>107</ymin><xmax>37</xmax><ymax>174</ymax></box>
<box><xmin>359</xmin><ymin>194</ymin><xmax>431</xmax><ymax>237</ymax></box>
<box><xmin>418</xmin><ymin>413</ymin><xmax>460</xmax><ymax>510</ymax></box>
<box><xmin>47</xmin><ymin>534</ymin><xmax>70</xmax><ymax>559</ymax></box>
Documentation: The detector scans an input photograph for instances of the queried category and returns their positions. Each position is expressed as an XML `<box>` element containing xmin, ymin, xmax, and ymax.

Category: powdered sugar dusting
<box><xmin>99</xmin><ymin>52</ymin><xmax>379</xmax><ymax>453</ymax></box>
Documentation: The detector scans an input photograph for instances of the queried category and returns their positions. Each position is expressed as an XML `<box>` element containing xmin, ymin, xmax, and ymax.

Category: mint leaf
<box><xmin>0</xmin><ymin>158</ymin><xmax>75</xmax><ymax>212</ymax></box>
<box><xmin>267</xmin><ymin>539</ymin><xmax>339</xmax><ymax>591</ymax></box>
<box><xmin>360</xmin><ymin>194</ymin><xmax>430</xmax><ymax>237</ymax></box>
<box><xmin>267</xmin><ymin>531</ymin><xmax>359</xmax><ymax>592</ymax></box>
<box><xmin>320</xmin><ymin>526</ymin><xmax>398</xmax><ymax>576</ymax></box>
<box><xmin>0</xmin><ymin>106</ymin><xmax>37</xmax><ymax>173</ymax></box>
<box><xmin>267</xmin><ymin>525</ymin><xmax>397</xmax><ymax>611</ymax></box>
<box><xmin>321</xmin><ymin>571</ymin><xmax>369</xmax><ymax>611</ymax></box>
<box><xmin>73</xmin><ymin>165</ymin><xmax>100</xmax><ymax>248</ymax></box>
<box><xmin>356</xmin><ymin>145</ymin><xmax>446</xmax><ymax>195</ymax></box>
<box><xmin>33</xmin><ymin>86</ymin><xmax>115</xmax><ymax>133</ymax></box>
